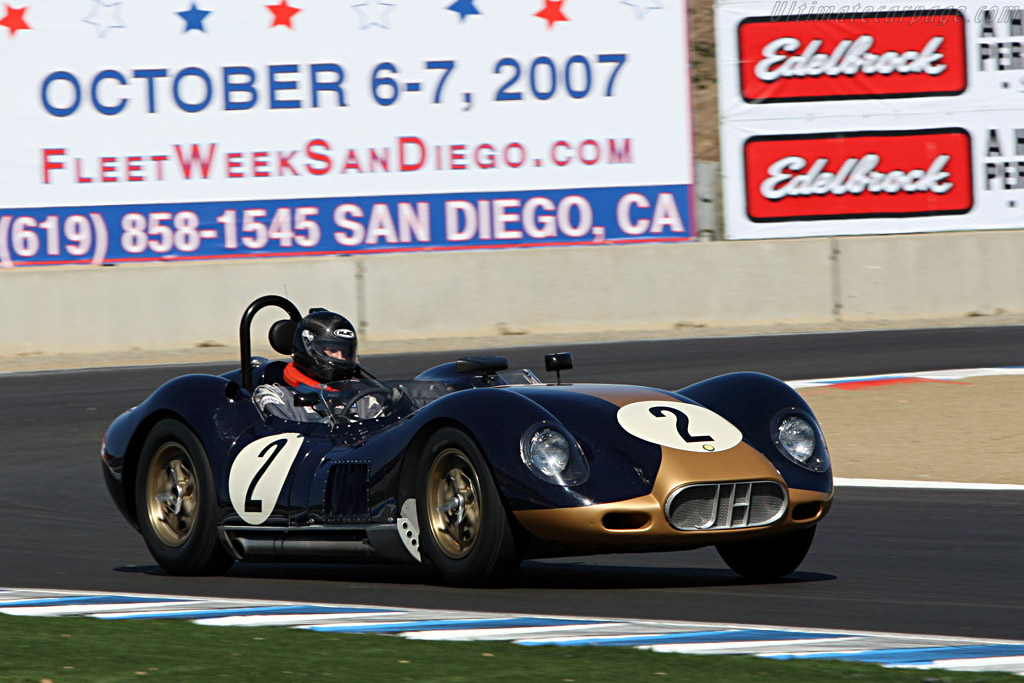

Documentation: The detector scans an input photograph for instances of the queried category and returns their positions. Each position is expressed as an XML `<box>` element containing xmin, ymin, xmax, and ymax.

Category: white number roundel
<box><xmin>616</xmin><ymin>401</ymin><xmax>742</xmax><ymax>453</ymax></box>
<box><xmin>228</xmin><ymin>433</ymin><xmax>305</xmax><ymax>525</ymax></box>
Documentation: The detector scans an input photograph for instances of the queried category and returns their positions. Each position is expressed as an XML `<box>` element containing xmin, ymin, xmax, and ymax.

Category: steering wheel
<box><xmin>337</xmin><ymin>386</ymin><xmax>396</xmax><ymax>420</ymax></box>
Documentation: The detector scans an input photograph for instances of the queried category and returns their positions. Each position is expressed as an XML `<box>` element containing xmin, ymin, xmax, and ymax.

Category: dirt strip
<box><xmin>798</xmin><ymin>375</ymin><xmax>1023</xmax><ymax>484</ymax></box>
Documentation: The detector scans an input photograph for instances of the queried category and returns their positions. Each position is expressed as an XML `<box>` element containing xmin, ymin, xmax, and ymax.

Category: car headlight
<box><xmin>526</xmin><ymin>429</ymin><xmax>570</xmax><ymax>475</ymax></box>
<box><xmin>772</xmin><ymin>411</ymin><xmax>829</xmax><ymax>472</ymax></box>
<box><xmin>520</xmin><ymin>423</ymin><xmax>589</xmax><ymax>485</ymax></box>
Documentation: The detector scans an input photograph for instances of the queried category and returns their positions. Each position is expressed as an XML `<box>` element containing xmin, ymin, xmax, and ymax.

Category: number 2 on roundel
<box><xmin>616</xmin><ymin>401</ymin><xmax>743</xmax><ymax>453</ymax></box>
<box><xmin>648</xmin><ymin>405</ymin><xmax>714</xmax><ymax>443</ymax></box>
<box><xmin>228</xmin><ymin>433</ymin><xmax>305</xmax><ymax>525</ymax></box>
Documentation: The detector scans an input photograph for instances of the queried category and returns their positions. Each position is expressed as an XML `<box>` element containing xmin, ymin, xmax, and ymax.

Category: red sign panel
<box><xmin>738</xmin><ymin>11</ymin><xmax>967</xmax><ymax>102</ymax></box>
<box><xmin>744</xmin><ymin>129</ymin><xmax>973</xmax><ymax>222</ymax></box>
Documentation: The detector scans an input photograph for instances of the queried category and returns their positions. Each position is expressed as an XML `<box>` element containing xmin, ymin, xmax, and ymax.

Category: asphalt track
<box><xmin>1</xmin><ymin>326</ymin><xmax>1022</xmax><ymax>640</ymax></box>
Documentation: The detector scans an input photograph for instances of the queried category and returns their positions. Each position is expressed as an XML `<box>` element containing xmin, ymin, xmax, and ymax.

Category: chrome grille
<box><xmin>665</xmin><ymin>481</ymin><xmax>787</xmax><ymax>531</ymax></box>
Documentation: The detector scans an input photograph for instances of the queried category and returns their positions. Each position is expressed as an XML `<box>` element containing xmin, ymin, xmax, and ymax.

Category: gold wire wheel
<box><xmin>144</xmin><ymin>442</ymin><xmax>199</xmax><ymax>548</ymax></box>
<box><xmin>425</xmin><ymin>447</ymin><xmax>482</xmax><ymax>559</ymax></box>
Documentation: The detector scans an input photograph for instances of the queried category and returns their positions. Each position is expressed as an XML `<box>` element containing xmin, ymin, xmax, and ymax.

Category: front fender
<box><xmin>678</xmin><ymin>372</ymin><xmax>833</xmax><ymax>493</ymax></box>
<box><xmin>410</xmin><ymin>386</ymin><xmax>662</xmax><ymax>511</ymax></box>
<box><xmin>409</xmin><ymin>388</ymin><xmax>570</xmax><ymax>511</ymax></box>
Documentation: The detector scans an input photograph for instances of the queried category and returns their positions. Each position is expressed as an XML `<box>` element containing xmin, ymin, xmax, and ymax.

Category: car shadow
<box><xmin>115</xmin><ymin>562</ymin><xmax>430</xmax><ymax>585</ymax></box>
<box><xmin>515</xmin><ymin>561</ymin><xmax>835</xmax><ymax>589</ymax></box>
<box><xmin>115</xmin><ymin>560</ymin><xmax>835</xmax><ymax>589</ymax></box>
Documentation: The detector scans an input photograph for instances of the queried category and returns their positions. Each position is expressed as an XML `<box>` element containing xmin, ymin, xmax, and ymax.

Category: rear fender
<box><xmin>102</xmin><ymin>374</ymin><xmax>261</xmax><ymax>525</ymax></box>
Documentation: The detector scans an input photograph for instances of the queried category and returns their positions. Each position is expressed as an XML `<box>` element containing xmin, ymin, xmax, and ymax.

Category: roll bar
<box><xmin>239</xmin><ymin>295</ymin><xmax>302</xmax><ymax>392</ymax></box>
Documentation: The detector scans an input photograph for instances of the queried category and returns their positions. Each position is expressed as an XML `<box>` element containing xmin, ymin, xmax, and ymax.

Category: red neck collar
<box><xmin>283</xmin><ymin>362</ymin><xmax>337</xmax><ymax>391</ymax></box>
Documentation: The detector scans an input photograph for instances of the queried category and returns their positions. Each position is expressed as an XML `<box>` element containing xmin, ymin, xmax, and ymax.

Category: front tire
<box><xmin>716</xmin><ymin>525</ymin><xmax>816</xmax><ymax>580</ymax></box>
<box><xmin>416</xmin><ymin>427</ymin><xmax>519</xmax><ymax>586</ymax></box>
<box><xmin>135</xmin><ymin>419</ymin><xmax>233</xmax><ymax>576</ymax></box>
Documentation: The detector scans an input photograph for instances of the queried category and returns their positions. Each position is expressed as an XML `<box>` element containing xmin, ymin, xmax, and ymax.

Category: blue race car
<box><xmin>101</xmin><ymin>296</ymin><xmax>833</xmax><ymax>585</ymax></box>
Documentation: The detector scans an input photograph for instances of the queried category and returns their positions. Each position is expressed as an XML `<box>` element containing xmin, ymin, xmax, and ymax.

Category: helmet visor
<box><xmin>309</xmin><ymin>338</ymin><xmax>356</xmax><ymax>363</ymax></box>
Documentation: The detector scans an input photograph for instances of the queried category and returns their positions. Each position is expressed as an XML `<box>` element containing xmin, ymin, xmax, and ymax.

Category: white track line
<box><xmin>787</xmin><ymin>366</ymin><xmax>1024</xmax><ymax>388</ymax></box>
<box><xmin>640</xmin><ymin>638</ymin><xmax>851</xmax><ymax>654</ymax></box>
<box><xmin>405</xmin><ymin>622</ymin><xmax>624</xmax><ymax>641</ymax></box>
<box><xmin>192</xmin><ymin>611</ymin><xmax>406</xmax><ymax>627</ymax></box>
<box><xmin>895</xmin><ymin>655</ymin><xmax>1024</xmax><ymax>671</ymax></box>
<box><xmin>0</xmin><ymin>601</ymin><xmax>202</xmax><ymax>617</ymax></box>
<box><xmin>833</xmin><ymin>478</ymin><xmax>1024</xmax><ymax>491</ymax></box>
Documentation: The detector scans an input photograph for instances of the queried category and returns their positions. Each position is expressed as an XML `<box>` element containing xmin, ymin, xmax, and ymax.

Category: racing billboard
<box><xmin>0</xmin><ymin>1</ymin><xmax>695</xmax><ymax>266</ymax></box>
<box><xmin>717</xmin><ymin>0</ymin><xmax>1024</xmax><ymax>238</ymax></box>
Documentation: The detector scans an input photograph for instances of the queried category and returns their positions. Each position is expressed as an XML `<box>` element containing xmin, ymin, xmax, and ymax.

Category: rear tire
<box><xmin>416</xmin><ymin>427</ymin><xmax>519</xmax><ymax>586</ymax></box>
<box><xmin>135</xmin><ymin>419</ymin><xmax>234</xmax><ymax>576</ymax></box>
<box><xmin>716</xmin><ymin>525</ymin><xmax>816</xmax><ymax>580</ymax></box>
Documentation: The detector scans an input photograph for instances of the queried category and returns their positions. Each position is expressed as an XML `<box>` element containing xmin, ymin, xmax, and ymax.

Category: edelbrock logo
<box><xmin>760</xmin><ymin>154</ymin><xmax>953</xmax><ymax>200</ymax></box>
<box><xmin>738</xmin><ymin>11</ymin><xmax>967</xmax><ymax>102</ymax></box>
<box><xmin>754</xmin><ymin>35</ymin><xmax>947</xmax><ymax>82</ymax></box>
<box><xmin>743</xmin><ymin>129</ymin><xmax>973</xmax><ymax>222</ymax></box>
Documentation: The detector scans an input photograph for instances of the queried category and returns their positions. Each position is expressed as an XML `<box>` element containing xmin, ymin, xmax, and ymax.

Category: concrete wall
<box><xmin>2</xmin><ymin>230</ymin><xmax>1022</xmax><ymax>356</ymax></box>
<box><xmin>835</xmin><ymin>231</ymin><xmax>1024</xmax><ymax>320</ymax></box>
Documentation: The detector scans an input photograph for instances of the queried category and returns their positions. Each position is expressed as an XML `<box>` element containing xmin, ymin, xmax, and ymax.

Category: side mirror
<box><xmin>544</xmin><ymin>352</ymin><xmax>573</xmax><ymax>384</ymax></box>
<box><xmin>545</xmin><ymin>352</ymin><xmax>573</xmax><ymax>372</ymax></box>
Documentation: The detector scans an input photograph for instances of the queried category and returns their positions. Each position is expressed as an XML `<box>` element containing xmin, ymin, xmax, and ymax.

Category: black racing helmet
<box><xmin>292</xmin><ymin>310</ymin><xmax>358</xmax><ymax>383</ymax></box>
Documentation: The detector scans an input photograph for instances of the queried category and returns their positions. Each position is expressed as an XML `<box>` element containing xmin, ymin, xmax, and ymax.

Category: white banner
<box><xmin>716</xmin><ymin>0</ymin><xmax>1024</xmax><ymax>239</ymax></box>
<box><xmin>0</xmin><ymin>0</ymin><xmax>696</xmax><ymax>265</ymax></box>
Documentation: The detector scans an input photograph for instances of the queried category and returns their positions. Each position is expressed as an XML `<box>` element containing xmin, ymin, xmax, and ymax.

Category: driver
<box><xmin>254</xmin><ymin>309</ymin><xmax>389</xmax><ymax>423</ymax></box>
<box><xmin>287</xmin><ymin>308</ymin><xmax>360</xmax><ymax>388</ymax></box>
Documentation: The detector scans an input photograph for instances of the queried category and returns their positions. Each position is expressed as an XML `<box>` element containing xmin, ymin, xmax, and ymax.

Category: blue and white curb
<box><xmin>3</xmin><ymin>588</ymin><xmax>1023</xmax><ymax>676</ymax></box>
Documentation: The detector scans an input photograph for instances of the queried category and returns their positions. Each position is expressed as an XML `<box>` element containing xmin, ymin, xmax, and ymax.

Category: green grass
<box><xmin>0</xmin><ymin>614</ymin><xmax>1017</xmax><ymax>682</ymax></box>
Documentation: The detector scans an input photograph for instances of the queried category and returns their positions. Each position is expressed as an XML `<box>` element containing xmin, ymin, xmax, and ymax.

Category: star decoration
<box><xmin>447</xmin><ymin>0</ymin><xmax>479</xmax><ymax>22</ymax></box>
<box><xmin>620</xmin><ymin>0</ymin><xmax>662</xmax><ymax>19</ymax></box>
<box><xmin>268</xmin><ymin>0</ymin><xmax>301</xmax><ymax>28</ymax></box>
<box><xmin>83</xmin><ymin>0</ymin><xmax>125</xmax><ymax>37</ymax></box>
<box><xmin>352</xmin><ymin>0</ymin><xmax>394</xmax><ymax>29</ymax></box>
<box><xmin>534</xmin><ymin>0</ymin><xmax>567</xmax><ymax>29</ymax></box>
<box><xmin>177</xmin><ymin>2</ymin><xmax>211</xmax><ymax>32</ymax></box>
<box><xmin>0</xmin><ymin>4</ymin><xmax>30</xmax><ymax>36</ymax></box>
